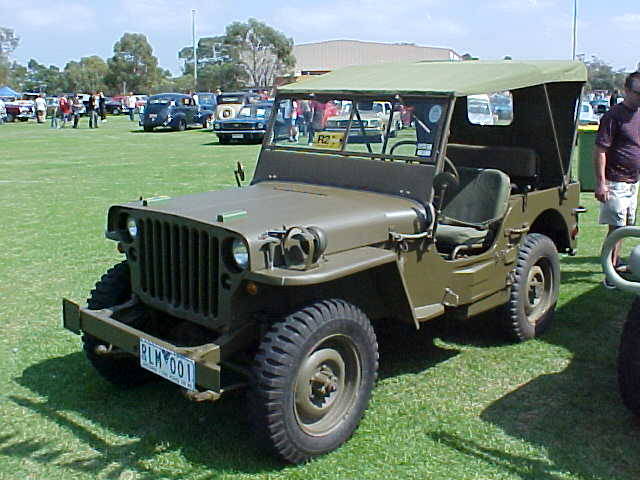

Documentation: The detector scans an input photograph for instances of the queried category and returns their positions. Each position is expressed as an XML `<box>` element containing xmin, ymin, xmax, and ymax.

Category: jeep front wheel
<box><xmin>502</xmin><ymin>233</ymin><xmax>560</xmax><ymax>341</ymax></box>
<box><xmin>249</xmin><ymin>299</ymin><xmax>378</xmax><ymax>463</ymax></box>
<box><xmin>618</xmin><ymin>297</ymin><xmax>640</xmax><ymax>416</ymax></box>
<box><xmin>82</xmin><ymin>261</ymin><xmax>153</xmax><ymax>388</ymax></box>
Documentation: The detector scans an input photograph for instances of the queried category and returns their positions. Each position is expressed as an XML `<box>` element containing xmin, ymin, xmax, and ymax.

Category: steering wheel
<box><xmin>389</xmin><ymin>141</ymin><xmax>416</xmax><ymax>155</ymax></box>
<box><xmin>443</xmin><ymin>155</ymin><xmax>459</xmax><ymax>181</ymax></box>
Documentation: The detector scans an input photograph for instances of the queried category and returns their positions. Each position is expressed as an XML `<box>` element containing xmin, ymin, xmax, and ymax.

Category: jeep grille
<box><xmin>137</xmin><ymin>219</ymin><xmax>219</xmax><ymax>318</ymax></box>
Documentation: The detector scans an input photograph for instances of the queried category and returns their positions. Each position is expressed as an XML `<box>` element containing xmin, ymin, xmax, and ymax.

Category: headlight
<box><xmin>126</xmin><ymin>216</ymin><xmax>138</xmax><ymax>239</ymax></box>
<box><xmin>231</xmin><ymin>239</ymin><xmax>249</xmax><ymax>270</ymax></box>
<box><xmin>257</xmin><ymin>122</ymin><xmax>264</xmax><ymax>129</ymax></box>
<box><xmin>214</xmin><ymin>123</ymin><xmax>220</xmax><ymax>129</ymax></box>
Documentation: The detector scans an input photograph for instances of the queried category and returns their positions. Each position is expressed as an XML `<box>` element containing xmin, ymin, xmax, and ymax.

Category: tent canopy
<box><xmin>278</xmin><ymin>60</ymin><xmax>587</xmax><ymax>97</ymax></box>
<box><xmin>0</xmin><ymin>85</ymin><xmax>20</xmax><ymax>97</ymax></box>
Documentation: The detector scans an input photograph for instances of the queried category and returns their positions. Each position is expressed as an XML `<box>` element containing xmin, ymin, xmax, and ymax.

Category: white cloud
<box><xmin>612</xmin><ymin>13</ymin><xmax>640</xmax><ymax>30</ymax></box>
<box><xmin>272</xmin><ymin>0</ymin><xmax>466</xmax><ymax>46</ymax></box>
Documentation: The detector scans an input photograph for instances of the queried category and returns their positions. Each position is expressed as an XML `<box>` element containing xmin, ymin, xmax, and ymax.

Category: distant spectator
<box><xmin>59</xmin><ymin>95</ymin><xmax>72</xmax><ymax>128</ymax></box>
<box><xmin>127</xmin><ymin>92</ymin><xmax>136</xmax><ymax>121</ymax></box>
<box><xmin>35</xmin><ymin>94</ymin><xmax>47</xmax><ymax>123</ymax></box>
<box><xmin>72</xmin><ymin>95</ymin><xmax>83</xmax><ymax>128</ymax></box>
<box><xmin>88</xmin><ymin>91</ymin><xmax>100</xmax><ymax>128</ymax></box>
<box><xmin>50</xmin><ymin>100</ymin><xmax>59</xmax><ymax>129</ymax></box>
<box><xmin>610</xmin><ymin>90</ymin><xmax>620</xmax><ymax>108</ymax></box>
<box><xmin>99</xmin><ymin>91</ymin><xmax>106</xmax><ymax>122</ymax></box>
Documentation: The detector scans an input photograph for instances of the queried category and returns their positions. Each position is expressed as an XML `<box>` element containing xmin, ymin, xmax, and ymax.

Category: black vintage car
<box><xmin>212</xmin><ymin>101</ymin><xmax>286</xmax><ymax>144</ymax></box>
<box><xmin>140</xmin><ymin>93</ymin><xmax>214</xmax><ymax>132</ymax></box>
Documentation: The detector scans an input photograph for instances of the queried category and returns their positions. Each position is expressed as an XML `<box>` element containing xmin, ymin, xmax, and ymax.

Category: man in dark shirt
<box><xmin>594</xmin><ymin>71</ymin><xmax>640</xmax><ymax>287</ymax></box>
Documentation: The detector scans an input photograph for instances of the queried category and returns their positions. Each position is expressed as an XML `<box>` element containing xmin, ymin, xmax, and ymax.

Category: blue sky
<box><xmin>2</xmin><ymin>0</ymin><xmax>638</xmax><ymax>75</ymax></box>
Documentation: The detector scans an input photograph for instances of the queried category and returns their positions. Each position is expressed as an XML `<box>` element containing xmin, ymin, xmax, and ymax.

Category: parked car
<box><xmin>215</xmin><ymin>91</ymin><xmax>261</xmax><ymax>120</ymax></box>
<box><xmin>467</xmin><ymin>94</ymin><xmax>496</xmax><ymax>125</ymax></box>
<box><xmin>600</xmin><ymin>227</ymin><xmax>640</xmax><ymax>417</ymax></box>
<box><xmin>579</xmin><ymin>101</ymin><xmax>599</xmax><ymax>125</ymax></box>
<box><xmin>63</xmin><ymin>60</ymin><xmax>586</xmax><ymax>463</ymax></box>
<box><xmin>590</xmin><ymin>99</ymin><xmax>609</xmax><ymax>116</ymax></box>
<box><xmin>213</xmin><ymin>101</ymin><xmax>287</xmax><ymax>144</ymax></box>
<box><xmin>324</xmin><ymin>100</ymin><xmax>402</xmax><ymax>142</ymax></box>
<box><xmin>140</xmin><ymin>93</ymin><xmax>214</xmax><ymax>132</ymax></box>
<box><xmin>105</xmin><ymin>97</ymin><xmax>125</xmax><ymax>115</ymax></box>
<box><xmin>196</xmin><ymin>92</ymin><xmax>217</xmax><ymax>112</ymax></box>
<box><xmin>5</xmin><ymin>98</ymin><xmax>35</xmax><ymax>122</ymax></box>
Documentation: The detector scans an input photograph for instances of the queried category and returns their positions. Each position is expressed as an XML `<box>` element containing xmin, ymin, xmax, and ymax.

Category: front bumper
<box><xmin>215</xmin><ymin>129</ymin><xmax>266</xmax><ymax>135</ymax></box>
<box><xmin>62</xmin><ymin>298</ymin><xmax>221</xmax><ymax>394</ymax></box>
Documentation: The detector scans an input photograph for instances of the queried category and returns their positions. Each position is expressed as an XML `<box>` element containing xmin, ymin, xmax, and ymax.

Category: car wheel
<box><xmin>249</xmin><ymin>299</ymin><xmax>378</xmax><ymax>464</ymax></box>
<box><xmin>501</xmin><ymin>233</ymin><xmax>560</xmax><ymax>341</ymax></box>
<box><xmin>177</xmin><ymin>120</ymin><xmax>186</xmax><ymax>131</ymax></box>
<box><xmin>618</xmin><ymin>297</ymin><xmax>640</xmax><ymax>416</ymax></box>
<box><xmin>202</xmin><ymin>116</ymin><xmax>212</xmax><ymax>129</ymax></box>
<box><xmin>143</xmin><ymin>125</ymin><xmax>153</xmax><ymax>132</ymax></box>
<box><xmin>82</xmin><ymin>261</ymin><xmax>154</xmax><ymax>388</ymax></box>
<box><xmin>113</xmin><ymin>107</ymin><xmax>121</xmax><ymax>115</ymax></box>
<box><xmin>6</xmin><ymin>113</ymin><xmax>14</xmax><ymax>122</ymax></box>
<box><xmin>219</xmin><ymin>135</ymin><xmax>230</xmax><ymax>145</ymax></box>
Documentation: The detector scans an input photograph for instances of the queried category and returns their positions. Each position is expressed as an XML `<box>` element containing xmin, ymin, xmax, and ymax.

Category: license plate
<box><xmin>139</xmin><ymin>338</ymin><xmax>195</xmax><ymax>390</ymax></box>
<box><xmin>149</xmin><ymin>113</ymin><xmax>157</xmax><ymax>119</ymax></box>
<box><xmin>232</xmin><ymin>133</ymin><xmax>244</xmax><ymax>139</ymax></box>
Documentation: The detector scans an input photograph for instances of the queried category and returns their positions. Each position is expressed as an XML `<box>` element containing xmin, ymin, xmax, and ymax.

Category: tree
<box><xmin>223</xmin><ymin>18</ymin><xmax>295</xmax><ymax>88</ymax></box>
<box><xmin>23</xmin><ymin>59</ymin><xmax>65</xmax><ymax>93</ymax></box>
<box><xmin>105</xmin><ymin>33</ymin><xmax>164</xmax><ymax>94</ymax></box>
<box><xmin>178</xmin><ymin>35</ymin><xmax>245</xmax><ymax>91</ymax></box>
<box><xmin>63</xmin><ymin>56</ymin><xmax>108</xmax><ymax>93</ymax></box>
<box><xmin>583</xmin><ymin>56</ymin><xmax>626</xmax><ymax>92</ymax></box>
<box><xmin>0</xmin><ymin>27</ymin><xmax>19</xmax><ymax>86</ymax></box>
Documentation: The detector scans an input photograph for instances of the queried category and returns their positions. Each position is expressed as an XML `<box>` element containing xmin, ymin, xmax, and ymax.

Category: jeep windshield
<box><xmin>267</xmin><ymin>95</ymin><xmax>449</xmax><ymax>163</ymax></box>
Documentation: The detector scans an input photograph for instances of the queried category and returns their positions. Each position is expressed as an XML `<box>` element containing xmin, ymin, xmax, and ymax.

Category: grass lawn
<box><xmin>1</xmin><ymin>115</ymin><xmax>639</xmax><ymax>480</ymax></box>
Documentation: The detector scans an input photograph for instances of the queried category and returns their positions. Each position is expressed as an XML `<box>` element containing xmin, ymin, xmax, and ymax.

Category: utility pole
<box><xmin>572</xmin><ymin>0</ymin><xmax>577</xmax><ymax>60</ymax></box>
<box><xmin>192</xmin><ymin>9</ymin><xmax>197</xmax><ymax>91</ymax></box>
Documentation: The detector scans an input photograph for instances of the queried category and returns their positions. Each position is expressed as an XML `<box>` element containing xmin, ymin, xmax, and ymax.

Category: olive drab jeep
<box><xmin>63</xmin><ymin>60</ymin><xmax>587</xmax><ymax>463</ymax></box>
<box><xmin>601</xmin><ymin>228</ymin><xmax>640</xmax><ymax>417</ymax></box>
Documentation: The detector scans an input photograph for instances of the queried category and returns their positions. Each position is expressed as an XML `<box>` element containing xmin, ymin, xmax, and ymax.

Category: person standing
<box><xmin>0</xmin><ymin>97</ymin><xmax>6</xmax><ymax>124</ymax></box>
<box><xmin>72</xmin><ymin>95</ymin><xmax>83</xmax><ymax>128</ymax></box>
<box><xmin>35</xmin><ymin>94</ymin><xmax>47</xmax><ymax>123</ymax></box>
<box><xmin>58</xmin><ymin>95</ymin><xmax>71</xmax><ymax>128</ymax></box>
<box><xmin>99</xmin><ymin>91</ymin><xmax>106</xmax><ymax>123</ymax></box>
<box><xmin>127</xmin><ymin>92</ymin><xmax>137</xmax><ymax>121</ymax></box>
<box><xmin>88</xmin><ymin>91</ymin><xmax>100</xmax><ymax>128</ymax></box>
<box><xmin>595</xmin><ymin>71</ymin><xmax>640</xmax><ymax>288</ymax></box>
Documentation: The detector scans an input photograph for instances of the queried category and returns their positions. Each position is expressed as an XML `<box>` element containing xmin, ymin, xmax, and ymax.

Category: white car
<box><xmin>579</xmin><ymin>102</ymin><xmax>598</xmax><ymax>125</ymax></box>
<box><xmin>467</xmin><ymin>94</ymin><xmax>495</xmax><ymax>125</ymax></box>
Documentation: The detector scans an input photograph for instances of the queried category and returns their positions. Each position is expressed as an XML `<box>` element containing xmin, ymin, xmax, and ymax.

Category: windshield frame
<box><xmin>264</xmin><ymin>93</ymin><xmax>455</xmax><ymax>173</ymax></box>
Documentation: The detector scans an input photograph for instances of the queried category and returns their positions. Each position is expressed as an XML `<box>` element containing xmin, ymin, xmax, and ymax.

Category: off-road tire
<box><xmin>143</xmin><ymin>125</ymin><xmax>153</xmax><ymax>132</ymax></box>
<box><xmin>618</xmin><ymin>297</ymin><xmax>640</xmax><ymax>416</ymax></box>
<box><xmin>502</xmin><ymin>233</ymin><xmax>560</xmax><ymax>341</ymax></box>
<box><xmin>249</xmin><ymin>299</ymin><xmax>378</xmax><ymax>464</ymax></box>
<box><xmin>82</xmin><ymin>261</ymin><xmax>153</xmax><ymax>388</ymax></box>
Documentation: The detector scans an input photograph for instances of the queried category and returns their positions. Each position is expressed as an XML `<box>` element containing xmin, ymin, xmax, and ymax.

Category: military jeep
<box><xmin>63</xmin><ymin>60</ymin><xmax>586</xmax><ymax>463</ymax></box>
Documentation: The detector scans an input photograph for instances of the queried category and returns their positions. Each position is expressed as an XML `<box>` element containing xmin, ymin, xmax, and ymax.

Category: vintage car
<box><xmin>63</xmin><ymin>60</ymin><xmax>586</xmax><ymax>463</ymax></box>
<box><xmin>324</xmin><ymin>100</ymin><xmax>401</xmax><ymax>142</ymax></box>
<box><xmin>579</xmin><ymin>101</ymin><xmax>599</xmax><ymax>125</ymax></box>
<box><xmin>4</xmin><ymin>98</ymin><xmax>35</xmax><ymax>122</ymax></box>
<box><xmin>212</xmin><ymin>101</ymin><xmax>287</xmax><ymax>144</ymax></box>
<box><xmin>215</xmin><ymin>91</ymin><xmax>261</xmax><ymax>120</ymax></box>
<box><xmin>601</xmin><ymin>228</ymin><xmax>640</xmax><ymax>417</ymax></box>
<box><xmin>140</xmin><ymin>93</ymin><xmax>214</xmax><ymax>132</ymax></box>
<box><xmin>196</xmin><ymin>92</ymin><xmax>217</xmax><ymax>112</ymax></box>
<box><xmin>104</xmin><ymin>96</ymin><xmax>125</xmax><ymax>115</ymax></box>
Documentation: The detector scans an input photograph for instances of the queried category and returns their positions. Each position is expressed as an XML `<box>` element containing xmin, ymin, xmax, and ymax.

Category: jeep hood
<box><xmin>112</xmin><ymin>181</ymin><xmax>425</xmax><ymax>259</ymax></box>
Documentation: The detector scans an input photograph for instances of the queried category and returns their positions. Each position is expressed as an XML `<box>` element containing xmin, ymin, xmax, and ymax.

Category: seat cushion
<box><xmin>436</xmin><ymin>224</ymin><xmax>488</xmax><ymax>246</ymax></box>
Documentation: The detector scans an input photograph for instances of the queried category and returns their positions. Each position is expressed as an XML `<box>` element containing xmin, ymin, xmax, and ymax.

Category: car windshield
<box><xmin>149</xmin><ymin>97</ymin><xmax>174</xmax><ymax>105</ymax></box>
<box><xmin>268</xmin><ymin>95</ymin><xmax>449</xmax><ymax>162</ymax></box>
<box><xmin>198</xmin><ymin>94</ymin><xmax>215</xmax><ymax>104</ymax></box>
<box><xmin>238</xmin><ymin>106</ymin><xmax>271</xmax><ymax>118</ymax></box>
<box><xmin>218</xmin><ymin>95</ymin><xmax>243</xmax><ymax>104</ymax></box>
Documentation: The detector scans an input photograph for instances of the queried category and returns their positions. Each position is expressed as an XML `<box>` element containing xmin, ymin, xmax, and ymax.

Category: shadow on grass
<box><xmin>472</xmin><ymin>281</ymin><xmax>640</xmax><ymax>479</ymax></box>
<box><xmin>10</xmin><ymin>353</ymin><xmax>281</xmax><ymax>477</ymax></box>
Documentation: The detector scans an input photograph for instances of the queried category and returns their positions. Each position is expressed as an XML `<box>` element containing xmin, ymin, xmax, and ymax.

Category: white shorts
<box><xmin>599</xmin><ymin>180</ymin><xmax>638</xmax><ymax>227</ymax></box>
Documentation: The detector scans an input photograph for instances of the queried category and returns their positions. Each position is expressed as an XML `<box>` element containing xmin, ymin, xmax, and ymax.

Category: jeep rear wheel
<box><xmin>82</xmin><ymin>261</ymin><xmax>153</xmax><ymax>388</ymax></box>
<box><xmin>249</xmin><ymin>299</ymin><xmax>378</xmax><ymax>464</ymax></box>
<box><xmin>502</xmin><ymin>233</ymin><xmax>560</xmax><ymax>341</ymax></box>
<box><xmin>618</xmin><ymin>297</ymin><xmax>640</xmax><ymax>416</ymax></box>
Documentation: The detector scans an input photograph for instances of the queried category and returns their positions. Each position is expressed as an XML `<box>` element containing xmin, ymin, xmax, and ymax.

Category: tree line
<box><xmin>0</xmin><ymin>19</ymin><xmax>294</xmax><ymax>95</ymax></box>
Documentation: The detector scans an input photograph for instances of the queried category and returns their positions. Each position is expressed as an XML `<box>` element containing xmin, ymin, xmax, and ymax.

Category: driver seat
<box><xmin>436</xmin><ymin>167</ymin><xmax>511</xmax><ymax>256</ymax></box>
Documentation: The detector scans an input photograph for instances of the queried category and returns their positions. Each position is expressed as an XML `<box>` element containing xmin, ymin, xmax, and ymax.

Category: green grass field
<box><xmin>1</xmin><ymin>116</ymin><xmax>639</xmax><ymax>480</ymax></box>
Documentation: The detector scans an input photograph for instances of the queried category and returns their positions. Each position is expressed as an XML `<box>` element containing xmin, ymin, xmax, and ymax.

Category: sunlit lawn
<box><xmin>1</xmin><ymin>116</ymin><xmax>639</xmax><ymax>479</ymax></box>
